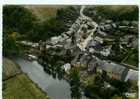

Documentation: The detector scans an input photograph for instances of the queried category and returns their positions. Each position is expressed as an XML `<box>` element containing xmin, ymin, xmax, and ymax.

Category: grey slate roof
<box><xmin>99</xmin><ymin>61</ymin><xmax>126</xmax><ymax>75</ymax></box>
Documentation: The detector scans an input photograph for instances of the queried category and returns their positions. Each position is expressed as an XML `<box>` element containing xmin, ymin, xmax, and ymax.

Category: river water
<box><xmin>14</xmin><ymin>58</ymin><xmax>88</xmax><ymax>99</ymax></box>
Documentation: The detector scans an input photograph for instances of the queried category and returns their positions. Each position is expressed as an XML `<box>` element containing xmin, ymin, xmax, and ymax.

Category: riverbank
<box><xmin>14</xmin><ymin>57</ymin><xmax>72</xmax><ymax>99</ymax></box>
<box><xmin>3</xmin><ymin>58</ymin><xmax>50</xmax><ymax>99</ymax></box>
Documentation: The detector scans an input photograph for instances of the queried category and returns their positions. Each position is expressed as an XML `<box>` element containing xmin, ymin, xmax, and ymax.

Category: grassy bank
<box><xmin>3</xmin><ymin>58</ymin><xmax>50</xmax><ymax>99</ymax></box>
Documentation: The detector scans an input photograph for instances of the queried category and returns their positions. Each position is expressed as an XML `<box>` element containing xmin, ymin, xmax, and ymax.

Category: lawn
<box><xmin>3</xmin><ymin>74</ymin><xmax>50</xmax><ymax>99</ymax></box>
<box><xmin>3</xmin><ymin>58</ymin><xmax>21</xmax><ymax>80</ymax></box>
<box><xmin>124</xmin><ymin>54</ymin><xmax>138</xmax><ymax>67</ymax></box>
<box><xmin>3</xmin><ymin>58</ymin><xmax>50</xmax><ymax>99</ymax></box>
<box><xmin>123</xmin><ymin>49</ymin><xmax>138</xmax><ymax>67</ymax></box>
<box><xmin>25</xmin><ymin>5</ymin><xmax>64</xmax><ymax>21</ymax></box>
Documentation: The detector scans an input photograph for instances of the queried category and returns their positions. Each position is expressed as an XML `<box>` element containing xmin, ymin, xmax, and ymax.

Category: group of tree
<box><xmin>83</xmin><ymin>73</ymin><xmax>133</xmax><ymax>99</ymax></box>
<box><xmin>84</xmin><ymin>5</ymin><xmax>138</xmax><ymax>22</ymax></box>
<box><xmin>69</xmin><ymin>67</ymin><xmax>81</xmax><ymax>99</ymax></box>
<box><xmin>3</xmin><ymin>5</ymin><xmax>37</xmax><ymax>56</ymax></box>
<box><xmin>34</xmin><ymin>6</ymin><xmax>80</xmax><ymax>41</ymax></box>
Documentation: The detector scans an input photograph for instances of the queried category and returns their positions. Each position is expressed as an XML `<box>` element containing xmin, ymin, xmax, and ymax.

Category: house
<box><xmin>103</xmin><ymin>81</ymin><xmax>114</xmax><ymax>89</ymax></box>
<box><xmin>63</xmin><ymin>63</ymin><xmax>71</xmax><ymax>72</ymax></box>
<box><xmin>111</xmin><ymin>23</ymin><xmax>117</xmax><ymax>28</ymax></box>
<box><xmin>104</xmin><ymin>24</ymin><xmax>112</xmax><ymax>30</ymax></box>
<box><xmin>87</xmin><ymin>58</ymin><xmax>98</xmax><ymax>73</ymax></box>
<box><xmin>124</xmin><ymin>69</ymin><xmax>138</xmax><ymax>82</ymax></box>
<box><xmin>51</xmin><ymin>36</ymin><xmax>60</xmax><ymax>44</ymax></box>
<box><xmin>86</xmin><ymin>40</ymin><xmax>98</xmax><ymax>48</ymax></box>
<box><xmin>98</xmin><ymin>61</ymin><xmax>128</xmax><ymax>81</ymax></box>
<box><xmin>124</xmin><ymin>92</ymin><xmax>137</xmax><ymax>98</ymax></box>
<box><xmin>98</xmin><ymin>29</ymin><xmax>107</xmax><ymax>37</ymax></box>
<box><xmin>92</xmin><ymin>43</ymin><xmax>103</xmax><ymax>51</ymax></box>
<box><xmin>100</xmin><ymin>46</ymin><xmax>111</xmax><ymax>56</ymax></box>
<box><xmin>27</xmin><ymin>54</ymin><xmax>37</xmax><ymax>61</ymax></box>
<box><xmin>95</xmin><ymin>36</ymin><xmax>103</xmax><ymax>44</ymax></box>
<box><xmin>79</xmin><ymin>54</ymin><xmax>92</xmax><ymax>66</ymax></box>
<box><xmin>88</xmin><ymin>48</ymin><xmax>95</xmax><ymax>53</ymax></box>
<box><xmin>105</xmin><ymin>20</ymin><xmax>113</xmax><ymax>24</ymax></box>
<box><xmin>121</xmin><ymin>20</ymin><xmax>130</xmax><ymax>26</ymax></box>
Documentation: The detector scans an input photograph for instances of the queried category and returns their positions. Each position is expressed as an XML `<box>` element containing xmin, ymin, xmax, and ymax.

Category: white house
<box><xmin>63</xmin><ymin>63</ymin><xmax>71</xmax><ymax>72</ymax></box>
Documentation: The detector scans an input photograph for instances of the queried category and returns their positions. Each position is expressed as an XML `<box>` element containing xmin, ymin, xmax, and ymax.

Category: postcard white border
<box><xmin>0</xmin><ymin>0</ymin><xmax>139</xmax><ymax>99</ymax></box>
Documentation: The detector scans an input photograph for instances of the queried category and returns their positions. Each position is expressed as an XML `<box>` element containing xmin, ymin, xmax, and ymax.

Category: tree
<box><xmin>36</xmin><ymin>18</ymin><xmax>66</xmax><ymax>40</ymax></box>
<box><xmin>69</xmin><ymin>67</ymin><xmax>81</xmax><ymax>99</ymax></box>
<box><xmin>35</xmin><ymin>6</ymin><xmax>80</xmax><ymax>41</ymax></box>
<box><xmin>84</xmin><ymin>74</ymin><xmax>114</xmax><ymax>99</ymax></box>
<box><xmin>3</xmin><ymin>5</ymin><xmax>37</xmax><ymax>56</ymax></box>
<box><xmin>3</xmin><ymin>32</ymin><xmax>21</xmax><ymax>56</ymax></box>
<box><xmin>56</xmin><ymin>6</ymin><xmax>80</xmax><ymax>29</ymax></box>
<box><xmin>111</xmin><ymin>95</ymin><xmax>122</xmax><ymax>99</ymax></box>
<box><xmin>3</xmin><ymin>5</ymin><xmax>37</xmax><ymax>35</ymax></box>
<box><xmin>110</xmin><ymin>79</ymin><xmax>131</xmax><ymax>95</ymax></box>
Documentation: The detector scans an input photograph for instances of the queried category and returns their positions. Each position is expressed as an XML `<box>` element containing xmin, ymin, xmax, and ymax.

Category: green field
<box><xmin>3</xmin><ymin>74</ymin><xmax>50</xmax><ymax>99</ymax></box>
<box><xmin>25</xmin><ymin>6</ymin><xmax>64</xmax><ymax>21</ymax></box>
<box><xmin>124</xmin><ymin>54</ymin><xmax>138</xmax><ymax>67</ymax></box>
<box><xmin>3</xmin><ymin>58</ymin><xmax>50</xmax><ymax>99</ymax></box>
<box><xmin>123</xmin><ymin>49</ymin><xmax>138</xmax><ymax>67</ymax></box>
<box><xmin>3</xmin><ymin>58</ymin><xmax>21</xmax><ymax>80</ymax></box>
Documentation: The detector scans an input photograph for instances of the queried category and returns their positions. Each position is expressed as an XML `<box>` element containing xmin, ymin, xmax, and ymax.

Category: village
<box><xmin>18</xmin><ymin>5</ymin><xmax>138</xmax><ymax>99</ymax></box>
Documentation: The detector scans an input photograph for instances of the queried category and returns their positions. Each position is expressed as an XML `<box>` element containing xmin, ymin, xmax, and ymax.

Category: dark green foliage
<box><xmin>84</xmin><ymin>6</ymin><xmax>138</xmax><ymax>22</ymax></box>
<box><xmin>96</xmin><ymin>6</ymin><xmax>138</xmax><ymax>21</ymax></box>
<box><xmin>124</xmin><ymin>48</ymin><xmax>138</xmax><ymax>67</ymax></box>
<box><xmin>84</xmin><ymin>75</ymin><xmax>121</xmax><ymax>99</ymax></box>
<box><xmin>69</xmin><ymin>67</ymin><xmax>81</xmax><ymax>99</ymax></box>
<box><xmin>39</xmin><ymin>47</ymin><xmax>65</xmax><ymax>80</ymax></box>
<box><xmin>3</xmin><ymin>5</ymin><xmax>37</xmax><ymax>35</ymax></box>
<box><xmin>84</xmin><ymin>75</ymin><xmax>103</xmax><ymax>99</ymax></box>
<box><xmin>109</xmin><ymin>79</ymin><xmax>131</xmax><ymax>95</ymax></box>
<box><xmin>33</xmin><ymin>18</ymin><xmax>66</xmax><ymax>41</ymax></box>
<box><xmin>56</xmin><ymin>6</ymin><xmax>80</xmax><ymax>29</ymax></box>
<box><xmin>3</xmin><ymin>33</ymin><xmax>20</xmax><ymax>56</ymax></box>
<box><xmin>3</xmin><ymin>5</ymin><xmax>37</xmax><ymax>56</ymax></box>
<box><xmin>30</xmin><ymin>6</ymin><xmax>80</xmax><ymax>41</ymax></box>
<box><xmin>109</xmin><ymin>39</ymin><xmax>125</xmax><ymax>62</ymax></box>
<box><xmin>84</xmin><ymin>84</ymin><xmax>101</xmax><ymax>99</ymax></box>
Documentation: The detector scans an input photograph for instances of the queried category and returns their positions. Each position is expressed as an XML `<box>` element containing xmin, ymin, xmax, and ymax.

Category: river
<box><xmin>13</xmin><ymin>57</ymin><xmax>88</xmax><ymax>99</ymax></box>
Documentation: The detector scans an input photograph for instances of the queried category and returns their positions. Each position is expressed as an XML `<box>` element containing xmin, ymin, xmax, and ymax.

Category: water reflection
<box><xmin>14</xmin><ymin>57</ymin><xmax>88</xmax><ymax>99</ymax></box>
<box><xmin>39</xmin><ymin>60</ymin><xmax>65</xmax><ymax>80</ymax></box>
<box><xmin>38</xmin><ymin>57</ymin><xmax>83</xmax><ymax>99</ymax></box>
<box><xmin>14</xmin><ymin>58</ymin><xmax>71</xmax><ymax>99</ymax></box>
